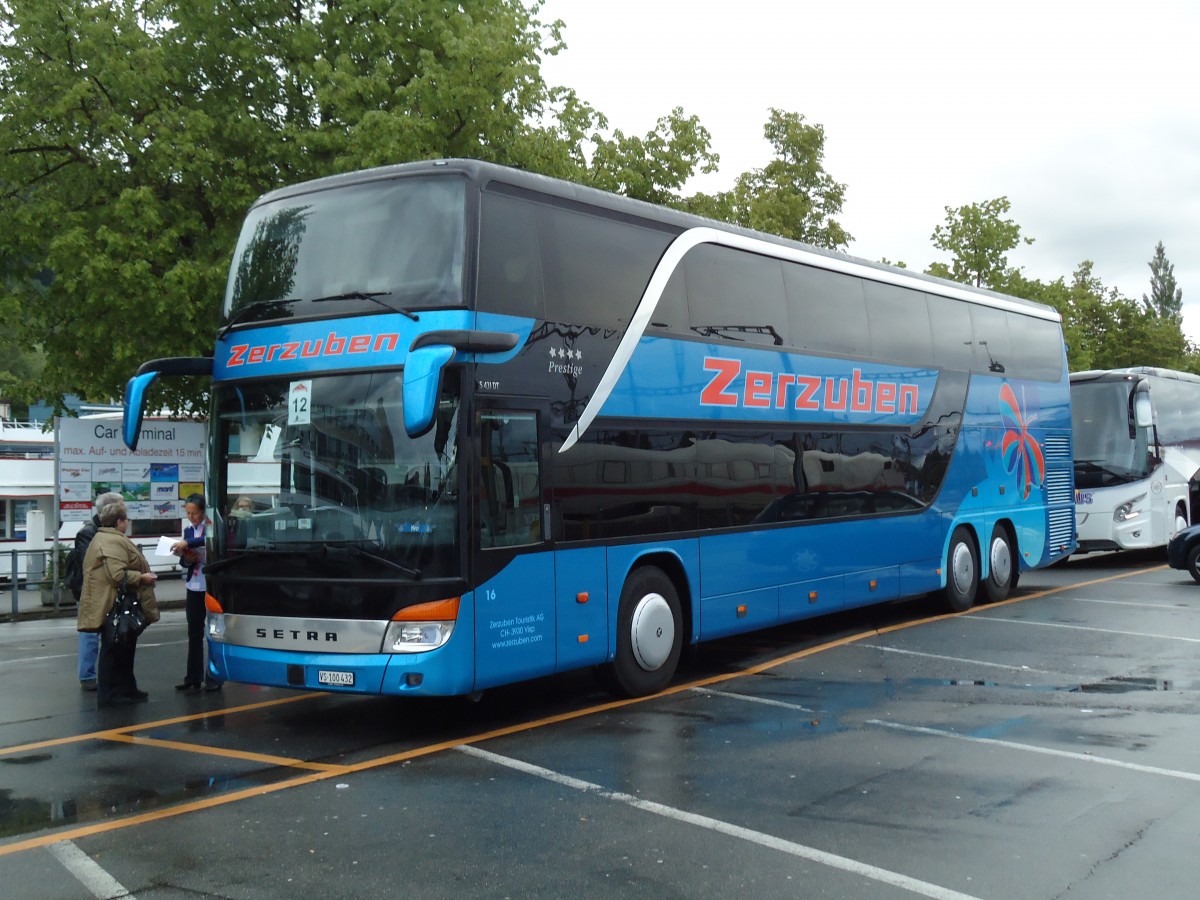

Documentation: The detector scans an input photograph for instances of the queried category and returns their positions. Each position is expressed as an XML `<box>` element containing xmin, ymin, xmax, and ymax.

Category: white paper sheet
<box><xmin>154</xmin><ymin>535</ymin><xmax>178</xmax><ymax>558</ymax></box>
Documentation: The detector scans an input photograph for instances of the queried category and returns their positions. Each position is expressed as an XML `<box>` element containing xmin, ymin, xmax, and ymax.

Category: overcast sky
<box><xmin>538</xmin><ymin>0</ymin><xmax>1200</xmax><ymax>339</ymax></box>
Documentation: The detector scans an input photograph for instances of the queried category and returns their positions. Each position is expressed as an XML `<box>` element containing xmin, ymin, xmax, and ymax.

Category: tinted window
<box><xmin>864</xmin><ymin>280</ymin><xmax>932</xmax><ymax>365</ymax></box>
<box><xmin>647</xmin><ymin>267</ymin><xmax>690</xmax><ymax>334</ymax></box>
<box><xmin>967</xmin><ymin>304</ymin><xmax>1012</xmax><ymax>375</ymax></box>
<box><xmin>694</xmin><ymin>431</ymin><xmax>788</xmax><ymax>527</ymax></box>
<box><xmin>685</xmin><ymin>246</ymin><xmax>786</xmax><ymax>347</ymax></box>
<box><xmin>552</xmin><ymin>413</ymin><xmax>958</xmax><ymax>540</ymax></box>
<box><xmin>478</xmin><ymin>189</ymin><xmax>674</xmax><ymax>328</ymax></box>
<box><xmin>478</xmin><ymin>192</ymin><xmax>545</xmax><ymax>319</ymax></box>
<box><xmin>226</xmin><ymin>176</ymin><xmax>467</xmax><ymax>319</ymax></box>
<box><xmin>553</xmin><ymin>431</ymin><xmax>699</xmax><ymax>539</ymax></box>
<box><xmin>538</xmin><ymin>205</ymin><xmax>673</xmax><ymax>328</ymax></box>
<box><xmin>782</xmin><ymin>263</ymin><xmax>868</xmax><ymax>356</ymax></box>
<box><xmin>480</xmin><ymin>410</ymin><xmax>542</xmax><ymax>548</ymax></box>
<box><xmin>927</xmin><ymin>293</ymin><xmax>977</xmax><ymax>370</ymax></box>
<box><xmin>1006</xmin><ymin>313</ymin><xmax>1064</xmax><ymax>381</ymax></box>
<box><xmin>1146</xmin><ymin>375</ymin><xmax>1200</xmax><ymax>445</ymax></box>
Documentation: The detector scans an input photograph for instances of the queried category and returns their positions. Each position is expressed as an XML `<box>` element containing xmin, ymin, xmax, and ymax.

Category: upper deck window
<box><xmin>478</xmin><ymin>188</ymin><xmax>676</xmax><ymax>327</ymax></box>
<box><xmin>223</xmin><ymin>175</ymin><xmax>466</xmax><ymax>325</ymax></box>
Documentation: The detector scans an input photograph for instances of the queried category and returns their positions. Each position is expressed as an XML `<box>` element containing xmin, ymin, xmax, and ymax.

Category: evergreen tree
<box><xmin>1142</xmin><ymin>241</ymin><xmax>1183</xmax><ymax>319</ymax></box>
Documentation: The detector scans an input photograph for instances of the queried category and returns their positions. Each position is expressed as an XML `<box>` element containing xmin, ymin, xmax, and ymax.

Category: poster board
<box><xmin>55</xmin><ymin>417</ymin><xmax>207</xmax><ymax>523</ymax></box>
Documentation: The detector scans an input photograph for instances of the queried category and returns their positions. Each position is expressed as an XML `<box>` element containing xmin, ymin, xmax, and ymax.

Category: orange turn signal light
<box><xmin>391</xmin><ymin>597</ymin><xmax>461</xmax><ymax>622</ymax></box>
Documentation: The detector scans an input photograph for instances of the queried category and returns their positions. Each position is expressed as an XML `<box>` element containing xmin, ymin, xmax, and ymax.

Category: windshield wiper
<box><xmin>202</xmin><ymin>547</ymin><xmax>305</xmax><ymax>575</ymax></box>
<box><xmin>324</xmin><ymin>543</ymin><xmax>422</xmax><ymax>578</ymax></box>
<box><xmin>217</xmin><ymin>297</ymin><xmax>309</xmax><ymax>340</ymax></box>
<box><xmin>205</xmin><ymin>543</ymin><xmax>422</xmax><ymax>579</ymax></box>
<box><xmin>312</xmin><ymin>290</ymin><xmax>419</xmax><ymax>321</ymax></box>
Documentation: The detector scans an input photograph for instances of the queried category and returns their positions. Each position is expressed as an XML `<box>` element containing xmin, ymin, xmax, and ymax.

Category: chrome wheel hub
<box><xmin>630</xmin><ymin>592</ymin><xmax>674</xmax><ymax>671</ymax></box>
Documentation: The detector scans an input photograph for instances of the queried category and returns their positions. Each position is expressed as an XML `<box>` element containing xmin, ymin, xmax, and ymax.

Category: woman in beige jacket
<box><xmin>79</xmin><ymin>498</ymin><xmax>160</xmax><ymax>707</ymax></box>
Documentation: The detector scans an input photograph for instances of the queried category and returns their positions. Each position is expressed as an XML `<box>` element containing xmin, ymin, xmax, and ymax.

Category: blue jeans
<box><xmin>78</xmin><ymin>631</ymin><xmax>99</xmax><ymax>681</ymax></box>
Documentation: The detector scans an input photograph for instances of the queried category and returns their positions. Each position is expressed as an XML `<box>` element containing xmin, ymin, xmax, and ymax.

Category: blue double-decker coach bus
<box><xmin>122</xmin><ymin>159</ymin><xmax>1075</xmax><ymax>698</ymax></box>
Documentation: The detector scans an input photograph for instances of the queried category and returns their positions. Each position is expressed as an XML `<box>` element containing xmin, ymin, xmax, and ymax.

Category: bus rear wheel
<box><xmin>982</xmin><ymin>524</ymin><xmax>1017</xmax><ymax>603</ymax></box>
<box><xmin>603</xmin><ymin>566</ymin><xmax>682</xmax><ymax>698</ymax></box>
<box><xmin>941</xmin><ymin>526</ymin><xmax>979</xmax><ymax>613</ymax></box>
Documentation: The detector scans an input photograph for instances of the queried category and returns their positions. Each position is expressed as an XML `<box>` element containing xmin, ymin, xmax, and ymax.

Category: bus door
<box><xmin>473</xmin><ymin>407</ymin><xmax>556</xmax><ymax>688</ymax></box>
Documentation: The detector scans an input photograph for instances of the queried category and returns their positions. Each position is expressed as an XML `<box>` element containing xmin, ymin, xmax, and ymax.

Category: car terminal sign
<box><xmin>55</xmin><ymin>416</ymin><xmax>207</xmax><ymax>524</ymax></box>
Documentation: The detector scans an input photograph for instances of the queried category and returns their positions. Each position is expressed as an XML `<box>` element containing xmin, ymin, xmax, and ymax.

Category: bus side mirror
<box><xmin>400</xmin><ymin>328</ymin><xmax>522</xmax><ymax>436</ymax></box>
<box><xmin>123</xmin><ymin>371</ymin><xmax>160</xmax><ymax>450</ymax></box>
<box><xmin>1133</xmin><ymin>392</ymin><xmax>1153</xmax><ymax>429</ymax></box>
<box><xmin>122</xmin><ymin>356</ymin><xmax>214</xmax><ymax>449</ymax></box>
<box><xmin>403</xmin><ymin>344</ymin><xmax>455</xmax><ymax>437</ymax></box>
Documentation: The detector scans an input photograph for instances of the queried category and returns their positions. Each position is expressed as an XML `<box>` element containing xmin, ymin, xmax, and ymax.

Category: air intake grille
<box><xmin>1043</xmin><ymin>432</ymin><xmax>1074</xmax><ymax>551</ymax></box>
<box><xmin>1048</xmin><ymin>508</ymin><xmax>1075</xmax><ymax>550</ymax></box>
<box><xmin>1045</xmin><ymin>468</ymin><xmax>1074</xmax><ymax>506</ymax></box>
<box><xmin>1043</xmin><ymin>434</ymin><xmax>1071</xmax><ymax>462</ymax></box>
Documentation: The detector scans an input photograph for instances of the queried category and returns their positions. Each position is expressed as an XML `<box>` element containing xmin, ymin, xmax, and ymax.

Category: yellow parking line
<box><xmin>0</xmin><ymin>564</ymin><xmax>1156</xmax><ymax>858</ymax></box>
<box><xmin>104</xmin><ymin>733</ymin><xmax>347</xmax><ymax>772</ymax></box>
<box><xmin>0</xmin><ymin>692</ymin><xmax>323</xmax><ymax>758</ymax></box>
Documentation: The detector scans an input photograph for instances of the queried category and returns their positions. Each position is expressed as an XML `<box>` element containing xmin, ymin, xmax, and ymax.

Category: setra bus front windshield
<box><xmin>214</xmin><ymin>370</ymin><xmax>462</xmax><ymax>579</ymax></box>
<box><xmin>1071</xmin><ymin>380</ymin><xmax>1153</xmax><ymax>487</ymax></box>
<box><xmin>223</xmin><ymin>175</ymin><xmax>466</xmax><ymax>319</ymax></box>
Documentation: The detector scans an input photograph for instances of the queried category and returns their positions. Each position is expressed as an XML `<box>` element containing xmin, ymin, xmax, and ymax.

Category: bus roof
<box><xmin>254</xmin><ymin>158</ymin><xmax>1061</xmax><ymax>323</ymax></box>
<box><xmin>1071</xmin><ymin>367</ymin><xmax>1200</xmax><ymax>385</ymax></box>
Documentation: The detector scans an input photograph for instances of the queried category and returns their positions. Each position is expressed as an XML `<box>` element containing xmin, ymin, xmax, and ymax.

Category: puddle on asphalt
<box><xmin>0</xmin><ymin>770</ymin><xmax>279</xmax><ymax>840</ymax></box>
<box><xmin>1072</xmin><ymin>676</ymin><xmax>1174</xmax><ymax>693</ymax></box>
<box><xmin>897</xmin><ymin>675</ymin><xmax>1190</xmax><ymax>693</ymax></box>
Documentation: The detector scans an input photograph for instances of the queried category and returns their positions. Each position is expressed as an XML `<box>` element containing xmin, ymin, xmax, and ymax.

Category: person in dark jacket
<box><xmin>73</xmin><ymin>491</ymin><xmax>123</xmax><ymax>691</ymax></box>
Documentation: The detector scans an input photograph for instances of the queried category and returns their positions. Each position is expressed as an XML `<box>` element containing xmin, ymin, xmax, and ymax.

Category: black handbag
<box><xmin>107</xmin><ymin>577</ymin><xmax>147</xmax><ymax>648</ymax></box>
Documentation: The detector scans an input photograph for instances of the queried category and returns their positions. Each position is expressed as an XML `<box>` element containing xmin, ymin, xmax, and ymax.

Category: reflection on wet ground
<box><xmin>896</xmin><ymin>675</ymin><xmax>1187</xmax><ymax>693</ymax></box>
<box><xmin>0</xmin><ymin>750</ymin><xmax>307</xmax><ymax>839</ymax></box>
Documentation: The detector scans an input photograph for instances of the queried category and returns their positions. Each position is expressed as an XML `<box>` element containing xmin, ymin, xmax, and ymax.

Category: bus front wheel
<box><xmin>982</xmin><ymin>524</ymin><xmax>1018</xmax><ymax>603</ymax></box>
<box><xmin>603</xmin><ymin>567</ymin><xmax>682</xmax><ymax>698</ymax></box>
<box><xmin>941</xmin><ymin>526</ymin><xmax>979</xmax><ymax>613</ymax></box>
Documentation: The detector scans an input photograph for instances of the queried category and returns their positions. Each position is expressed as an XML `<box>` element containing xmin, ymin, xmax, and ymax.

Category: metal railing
<box><xmin>3</xmin><ymin>547</ymin><xmax>71</xmax><ymax>617</ymax></box>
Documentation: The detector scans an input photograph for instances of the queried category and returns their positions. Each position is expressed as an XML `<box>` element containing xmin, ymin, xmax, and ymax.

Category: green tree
<box><xmin>0</xmin><ymin>0</ymin><xmax>716</xmax><ymax>412</ymax></box>
<box><xmin>1047</xmin><ymin>261</ymin><xmax>1186</xmax><ymax>372</ymax></box>
<box><xmin>584</xmin><ymin>107</ymin><xmax>719</xmax><ymax>206</ymax></box>
<box><xmin>682</xmin><ymin>109</ymin><xmax>851</xmax><ymax>249</ymax></box>
<box><xmin>927</xmin><ymin>197</ymin><xmax>1032</xmax><ymax>289</ymax></box>
<box><xmin>966</xmin><ymin>253</ymin><xmax>1191</xmax><ymax>374</ymax></box>
<box><xmin>1142</xmin><ymin>240</ymin><xmax>1183</xmax><ymax>319</ymax></box>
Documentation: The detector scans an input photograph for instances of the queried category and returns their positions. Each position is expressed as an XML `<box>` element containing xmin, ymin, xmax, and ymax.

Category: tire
<box><xmin>982</xmin><ymin>524</ymin><xmax>1017</xmax><ymax>603</ymax></box>
<box><xmin>940</xmin><ymin>526</ymin><xmax>979</xmax><ymax>613</ymax></box>
<box><xmin>1176</xmin><ymin>505</ymin><xmax>1190</xmax><ymax>537</ymax></box>
<box><xmin>603</xmin><ymin>566</ymin><xmax>682</xmax><ymax>698</ymax></box>
<box><xmin>1186</xmin><ymin>544</ymin><xmax>1200</xmax><ymax>585</ymax></box>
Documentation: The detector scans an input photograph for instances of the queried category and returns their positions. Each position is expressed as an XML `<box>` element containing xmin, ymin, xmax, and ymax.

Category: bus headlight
<box><xmin>383</xmin><ymin>597</ymin><xmax>460</xmax><ymax>654</ymax></box>
<box><xmin>385</xmin><ymin>621</ymin><xmax>455</xmax><ymax>652</ymax></box>
<box><xmin>205</xmin><ymin>594</ymin><xmax>226</xmax><ymax>643</ymax></box>
<box><xmin>1114</xmin><ymin>494</ymin><xmax>1147</xmax><ymax>522</ymax></box>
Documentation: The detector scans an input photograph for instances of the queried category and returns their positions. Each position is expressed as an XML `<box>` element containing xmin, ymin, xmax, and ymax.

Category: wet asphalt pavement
<box><xmin>2</xmin><ymin>551</ymin><xmax>1199</xmax><ymax>899</ymax></box>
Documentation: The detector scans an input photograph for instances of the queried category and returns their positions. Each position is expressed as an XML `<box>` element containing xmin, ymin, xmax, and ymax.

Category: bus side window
<box><xmin>478</xmin><ymin>193</ymin><xmax>545</xmax><ymax>319</ymax></box>
<box><xmin>480</xmin><ymin>411</ymin><xmax>542</xmax><ymax>548</ymax></box>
